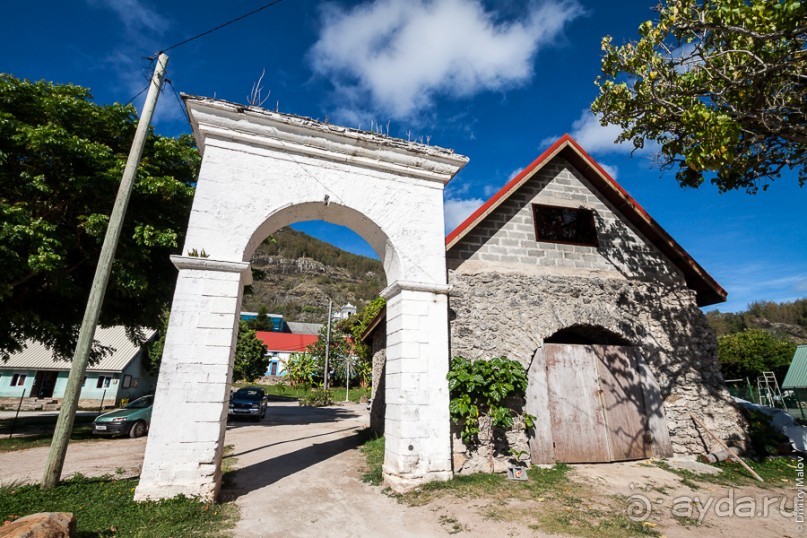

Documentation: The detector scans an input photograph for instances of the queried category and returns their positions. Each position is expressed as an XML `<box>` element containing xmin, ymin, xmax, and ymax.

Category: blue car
<box><xmin>228</xmin><ymin>387</ymin><xmax>267</xmax><ymax>422</ymax></box>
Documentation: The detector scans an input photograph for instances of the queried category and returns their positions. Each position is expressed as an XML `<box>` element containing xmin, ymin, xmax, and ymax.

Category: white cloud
<box><xmin>483</xmin><ymin>167</ymin><xmax>522</xmax><ymax>196</ymax></box>
<box><xmin>86</xmin><ymin>1</ymin><xmax>183</xmax><ymax>127</ymax></box>
<box><xmin>444</xmin><ymin>197</ymin><xmax>484</xmax><ymax>232</ymax></box>
<box><xmin>598</xmin><ymin>162</ymin><xmax>618</xmax><ymax>179</ymax></box>
<box><xmin>310</xmin><ymin>0</ymin><xmax>584</xmax><ymax>119</ymax></box>
<box><xmin>87</xmin><ymin>0</ymin><xmax>168</xmax><ymax>35</ymax></box>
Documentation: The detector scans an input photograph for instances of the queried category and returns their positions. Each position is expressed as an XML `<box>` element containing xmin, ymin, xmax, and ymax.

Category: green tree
<box><xmin>144</xmin><ymin>308</ymin><xmax>170</xmax><ymax>374</ymax></box>
<box><xmin>248</xmin><ymin>305</ymin><xmax>273</xmax><ymax>331</ymax></box>
<box><xmin>0</xmin><ymin>75</ymin><xmax>198</xmax><ymax>360</ymax></box>
<box><xmin>148</xmin><ymin>319</ymin><xmax>269</xmax><ymax>381</ymax></box>
<box><xmin>717</xmin><ymin>328</ymin><xmax>797</xmax><ymax>381</ymax></box>
<box><xmin>592</xmin><ymin>0</ymin><xmax>806</xmax><ymax>193</ymax></box>
<box><xmin>305</xmin><ymin>323</ymin><xmax>352</xmax><ymax>385</ymax></box>
<box><xmin>284</xmin><ymin>352</ymin><xmax>321</xmax><ymax>387</ymax></box>
<box><xmin>232</xmin><ymin>321</ymin><xmax>269</xmax><ymax>382</ymax></box>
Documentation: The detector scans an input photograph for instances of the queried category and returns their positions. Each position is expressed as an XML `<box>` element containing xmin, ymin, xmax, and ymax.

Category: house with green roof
<box><xmin>782</xmin><ymin>345</ymin><xmax>807</xmax><ymax>416</ymax></box>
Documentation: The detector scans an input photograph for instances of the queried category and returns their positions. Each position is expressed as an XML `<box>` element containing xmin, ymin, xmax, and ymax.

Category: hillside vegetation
<box><xmin>242</xmin><ymin>227</ymin><xmax>385</xmax><ymax>322</ymax></box>
<box><xmin>707</xmin><ymin>298</ymin><xmax>807</xmax><ymax>344</ymax></box>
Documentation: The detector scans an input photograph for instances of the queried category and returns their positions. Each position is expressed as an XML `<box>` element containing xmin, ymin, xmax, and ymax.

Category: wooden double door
<box><xmin>528</xmin><ymin>344</ymin><xmax>672</xmax><ymax>463</ymax></box>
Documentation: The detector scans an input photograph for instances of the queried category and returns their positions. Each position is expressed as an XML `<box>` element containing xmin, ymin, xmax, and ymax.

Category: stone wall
<box><xmin>369</xmin><ymin>317</ymin><xmax>386</xmax><ymax>435</ymax></box>
<box><xmin>447</xmin><ymin>270</ymin><xmax>747</xmax><ymax>462</ymax></box>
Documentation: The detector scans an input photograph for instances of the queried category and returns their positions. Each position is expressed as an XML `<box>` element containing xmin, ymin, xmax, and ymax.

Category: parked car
<box><xmin>92</xmin><ymin>394</ymin><xmax>154</xmax><ymax>438</ymax></box>
<box><xmin>229</xmin><ymin>387</ymin><xmax>267</xmax><ymax>422</ymax></box>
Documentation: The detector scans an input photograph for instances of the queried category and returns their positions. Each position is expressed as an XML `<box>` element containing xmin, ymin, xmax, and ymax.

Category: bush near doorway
<box><xmin>447</xmin><ymin>356</ymin><xmax>535</xmax><ymax>445</ymax></box>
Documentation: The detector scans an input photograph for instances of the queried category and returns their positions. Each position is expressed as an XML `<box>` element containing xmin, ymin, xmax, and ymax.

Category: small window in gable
<box><xmin>533</xmin><ymin>204</ymin><xmax>599</xmax><ymax>247</ymax></box>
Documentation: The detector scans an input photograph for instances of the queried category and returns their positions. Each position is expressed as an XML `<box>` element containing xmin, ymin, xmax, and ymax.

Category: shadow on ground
<box><xmin>226</xmin><ymin>404</ymin><xmax>362</xmax><ymax>429</ymax></box>
<box><xmin>220</xmin><ymin>431</ymin><xmax>363</xmax><ymax>501</ymax></box>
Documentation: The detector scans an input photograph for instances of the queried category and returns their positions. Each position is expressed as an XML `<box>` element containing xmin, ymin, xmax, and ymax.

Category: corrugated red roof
<box><xmin>445</xmin><ymin>134</ymin><xmax>726</xmax><ymax>307</ymax></box>
<box><xmin>255</xmin><ymin>331</ymin><xmax>318</xmax><ymax>353</ymax></box>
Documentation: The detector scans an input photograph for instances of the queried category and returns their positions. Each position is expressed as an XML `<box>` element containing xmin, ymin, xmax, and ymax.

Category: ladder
<box><xmin>756</xmin><ymin>371</ymin><xmax>784</xmax><ymax>408</ymax></box>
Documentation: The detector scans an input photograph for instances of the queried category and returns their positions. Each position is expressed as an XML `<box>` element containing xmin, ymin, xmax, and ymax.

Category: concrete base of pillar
<box><xmin>382</xmin><ymin>468</ymin><xmax>453</xmax><ymax>493</ymax></box>
<box><xmin>134</xmin><ymin>479</ymin><xmax>220</xmax><ymax>502</ymax></box>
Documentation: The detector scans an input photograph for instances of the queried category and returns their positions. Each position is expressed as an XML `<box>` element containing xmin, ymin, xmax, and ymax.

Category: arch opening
<box><xmin>243</xmin><ymin>201</ymin><xmax>402</xmax><ymax>285</ymax></box>
<box><xmin>544</xmin><ymin>324</ymin><xmax>632</xmax><ymax>346</ymax></box>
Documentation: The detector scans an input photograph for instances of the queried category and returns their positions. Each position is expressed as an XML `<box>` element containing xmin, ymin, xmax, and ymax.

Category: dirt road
<box><xmin>0</xmin><ymin>402</ymin><xmax>459</xmax><ymax>536</ymax></box>
<box><xmin>0</xmin><ymin>402</ymin><xmax>799</xmax><ymax>537</ymax></box>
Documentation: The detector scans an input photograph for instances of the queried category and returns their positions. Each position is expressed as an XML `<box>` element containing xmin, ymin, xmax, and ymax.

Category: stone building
<box><xmin>366</xmin><ymin>135</ymin><xmax>745</xmax><ymax>473</ymax></box>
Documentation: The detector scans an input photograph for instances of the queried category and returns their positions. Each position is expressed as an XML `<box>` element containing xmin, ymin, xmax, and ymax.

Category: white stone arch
<box><xmin>134</xmin><ymin>97</ymin><xmax>468</xmax><ymax>501</ymax></box>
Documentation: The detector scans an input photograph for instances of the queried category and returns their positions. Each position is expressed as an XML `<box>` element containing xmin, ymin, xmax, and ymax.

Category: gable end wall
<box><xmin>446</xmin><ymin>157</ymin><xmax>745</xmax><ymax>464</ymax></box>
<box><xmin>448</xmin><ymin>157</ymin><xmax>683</xmax><ymax>283</ymax></box>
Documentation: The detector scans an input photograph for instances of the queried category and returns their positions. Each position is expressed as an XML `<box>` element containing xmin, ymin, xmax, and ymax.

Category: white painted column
<box><xmin>134</xmin><ymin>256</ymin><xmax>250</xmax><ymax>501</ymax></box>
<box><xmin>381</xmin><ymin>281</ymin><xmax>453</xmax><ymax>491</ymax></box>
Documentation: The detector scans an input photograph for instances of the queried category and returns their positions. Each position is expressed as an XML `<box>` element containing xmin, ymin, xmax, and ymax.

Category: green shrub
<box><xmin>447</xmin><ymin>356</ymin><xmax>535</xmax><ymax>445</ymax></box>
<box><xmin>299</xmin><ymin>388</ymin><xmax>333</xmax><ymax>407</ymax></box>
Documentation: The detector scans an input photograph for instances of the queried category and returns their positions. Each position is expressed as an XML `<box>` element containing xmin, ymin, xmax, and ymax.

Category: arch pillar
<box><xmin>135</xmin><ymin>256</ymin><xmax>251</xmax><ymax>501</ymax></box>
<box><xmin>381</xmin><ymin>281</ymin><xmax>453</xmax><ymax>490</ymax></box>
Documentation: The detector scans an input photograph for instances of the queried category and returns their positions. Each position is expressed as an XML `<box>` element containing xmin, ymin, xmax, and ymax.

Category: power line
<box><xmin>165</xmin><ymin>79</ymin><xmax>187</xmax><ymax>118</ymax></box>
<box><xmin>158</xmin><ymin>0</ymin><xmax>287</xmax><ymax>55</ymax></box>
<box><xmin>125</xmin><ymin>84</ymin><xmax>150</xmax><ymax>106</ymax></box>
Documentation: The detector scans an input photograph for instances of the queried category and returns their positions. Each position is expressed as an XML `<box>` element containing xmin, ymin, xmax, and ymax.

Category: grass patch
<box><xmin>538</xmin><ymin>511</ymin><xmax>660</xmax><ymax>538</ymax></box>
<box><xmin>655</xmin><ymin>456</ymin><xmax>798</xmax><ymax>488</ymax></box>
<box><xmin>356</xmin><ymin>435</ymin><xmax>658</xmax><ymax>537</ymax></box>
<box><xmin>438</xmin><ymin>514</ymin><xmax>466</xmax><ymax>534</ymax></box>
<box><xmin>0</xmin><ymin>424</ymin><xmax>100</xmax><ymax>453</ymax></box>
<box><xmin>358</xmin><ymin>431</ymin><xmax>385</xmax><ymax>486</ymax></box>
<box><xmin>220</xmin><ymin>444</ymin><xmax>238</xmax><ymax>490</ymax></box>
<box><xmin>0</xmin><ymin>474</ymin><xmax>235</xmax><ymax>537</ymax></box>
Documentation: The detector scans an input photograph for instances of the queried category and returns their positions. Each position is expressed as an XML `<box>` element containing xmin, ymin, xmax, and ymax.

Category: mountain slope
<box><xmin>242</xmin><ymin>228</ymin><xmax>384</xmax><ymax>322</ymax></box>
<box><xmin>706</xmin><ymin>298</ymin><xmax>807</xmax><ymax>344</ymax></box>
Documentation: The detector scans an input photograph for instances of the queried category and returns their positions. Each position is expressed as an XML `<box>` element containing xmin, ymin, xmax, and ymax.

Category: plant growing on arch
<box><xmin>447</xmin><ymin>356</ymin><xmax>535</xmax><ymax>445</ymax></box>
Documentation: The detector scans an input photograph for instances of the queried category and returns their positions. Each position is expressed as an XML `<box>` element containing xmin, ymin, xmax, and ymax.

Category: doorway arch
<box><xmin>135</xmin><ymin>97</ymin><xmax>469</xmax><ymax>501</ymax></box>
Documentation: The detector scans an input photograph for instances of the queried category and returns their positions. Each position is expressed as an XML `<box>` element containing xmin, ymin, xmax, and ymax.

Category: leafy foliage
<box><xmin>304</xmin><ymin>323</ymin><xmax>353</xmax><ymax>385</ymax></box>
<box><xmin>707</xmin><ymin>298</ymin><xmax>807</xmax><ymax>342</ymax></box>
<box><xmin>592</xmin><ymin>0</ymin><xmax>807</xmax><ymax>192</ymax></box>
<box><xmin>284</xmin><ymin>351</ymin><xmax>321</xmax><ymax>387</ymax></box>
<box><xmin>299</xmin><ymin>387</ymin><xmax>333</xmax><ymax>407</ymax></box>
<box><xmin>248</xmin><ymin>305</ymin><xmax>274</xmax><ymax>331</ymax></box>
<box><xmin>335</xmin><ymin>296</ymin><xmax>385</xmax><ymax>387</ymax></box>
<box><xmin>447</xmin><ymin>356</ymin><xmax>535</xmax><ymax>445</ymax></box>
<box><xmin>0</xmin><ymin>75</ymin><xmax>198</xmax><ymax>360</ymax></box>
<box><xmin>143</xmin><ymin>308</ymin><xmax>170</xmax><ymax>374</ymax></box>
<box><xmin>232</xmin><ymin>321</ymin><xmax>269</xmax><ymax>382</ymax></box>
<box><xmin>717</xmin><ymin>328</ymin><xmax>796</xmax><ymax>380</ymax></box>
<box><xmin>148</xmin><ymin>319</ymin><xmax>269</xmax><ymax>381</ymax></box>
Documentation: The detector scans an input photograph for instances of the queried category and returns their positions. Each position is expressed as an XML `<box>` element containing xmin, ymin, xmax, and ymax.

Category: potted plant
<box><xmin>507</xmin><ymin>449</ymin><xmax>530</xmax><ymax>481</ymax></box>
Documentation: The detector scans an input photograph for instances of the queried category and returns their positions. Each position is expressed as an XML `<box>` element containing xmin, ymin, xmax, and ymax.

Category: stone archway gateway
<box><xmin>133</xmin><ymin>96</ymin><xmax>469</xmax><ymax>501</ymax></box>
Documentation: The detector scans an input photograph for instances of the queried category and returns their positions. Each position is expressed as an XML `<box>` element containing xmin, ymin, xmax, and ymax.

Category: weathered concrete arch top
<box><xmin>183</xmin><ymin>96</ymin><xmax>469</xmax><ymax>283</ymax></box>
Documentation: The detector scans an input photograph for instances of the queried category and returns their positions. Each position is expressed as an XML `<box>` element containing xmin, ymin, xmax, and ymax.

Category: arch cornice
<box><xmin>183</xmin><ymin>95</ymin><xmax>469</xmax><ymax>184</ymax></box>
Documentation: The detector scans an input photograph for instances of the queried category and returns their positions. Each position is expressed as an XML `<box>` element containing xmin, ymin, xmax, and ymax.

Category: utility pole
<box><xmin>344</xmin><ymin>354</ymin><xmax>350</xmax><ymax>402</ymax></box>
<box><xmin>324</xmin><ymin>299</ymin><xmax>332</xmax><ymax>391</ymax></box>
<box><xmin>43</xmin><ymin>53</ymin><xmax>169</xmax><ymax>488</ymax></box>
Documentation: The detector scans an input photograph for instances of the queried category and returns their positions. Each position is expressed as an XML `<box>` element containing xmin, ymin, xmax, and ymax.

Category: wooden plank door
<box><xmin>545</xmin><ymin>344</ymin><xmax>611</xmax><ymax>462</ymax></box>
<box><xmin>595</xmin><ymin>346</ymin><xmax>652</xmax><ymax>460</ymax></box>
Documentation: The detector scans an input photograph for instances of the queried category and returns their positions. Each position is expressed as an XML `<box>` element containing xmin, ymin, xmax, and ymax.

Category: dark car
<box><xmin>228</xmin><ymin>387</ymin><xmax>267</xmax><ymax>422</ymax></box>
<box><xmin>93</xmin><ymin>395</ymin><xmax>153</xmax><ymax>437</ymax></box>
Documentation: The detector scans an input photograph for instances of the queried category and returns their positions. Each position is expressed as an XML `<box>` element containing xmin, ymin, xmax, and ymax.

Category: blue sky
<box><xmin>2</xmin><ymin>0</ymin><xmax>804</xmax><ymax>312</ymax></box>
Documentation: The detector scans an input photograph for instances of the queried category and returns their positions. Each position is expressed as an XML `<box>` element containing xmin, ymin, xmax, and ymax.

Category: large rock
<box><xmin>0</xmin><ymin>512</ymin><xmax>76</xmax><ymax>538</ymax></box>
